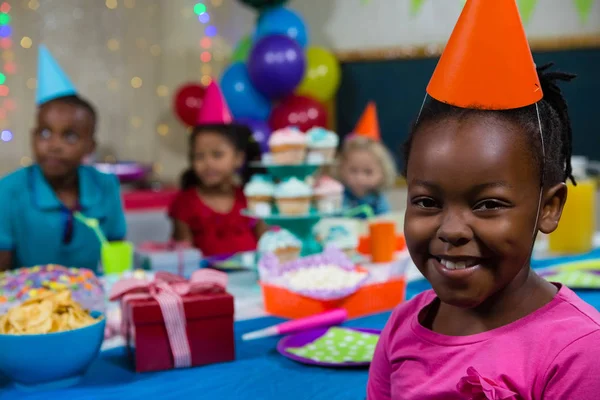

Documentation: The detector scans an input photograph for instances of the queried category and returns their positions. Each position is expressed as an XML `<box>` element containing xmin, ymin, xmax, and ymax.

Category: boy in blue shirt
<box><xmin>0</xmin><ymin>46</ymin><xmax>126</xmax><ymax>272</ymax></box>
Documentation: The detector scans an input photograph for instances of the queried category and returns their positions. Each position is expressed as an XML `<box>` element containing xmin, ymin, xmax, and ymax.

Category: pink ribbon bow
<box><xmin>109</xmin><ymin>269</ymin><xmax>228</xmax><ymax>369</ymax></box>
<box><xmin>457</xmin><ymin>367</ymin><xmax>518</xmax><ymax>400</ymax></box>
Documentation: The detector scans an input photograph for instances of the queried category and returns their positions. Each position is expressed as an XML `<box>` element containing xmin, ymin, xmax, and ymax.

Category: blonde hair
<box><xmin>335</xmin><ymin>135</ymin><xmax>398</xmax><ymax>190</ymax></box>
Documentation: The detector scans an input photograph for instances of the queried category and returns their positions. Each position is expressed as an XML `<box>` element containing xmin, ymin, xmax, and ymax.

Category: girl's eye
<box><xmin>39</xmin><ymin>129</ymin><xmax>51</xmax><ymax>139</ymax></box>
<box><xmin>474</xmin><ymin>200</ymin><xmax>507</xmax><ymax>211</ymax></box>
<box><xmin>413</xmin><ymin>197</ymin><xmax>440</xmax><ymax>209</ymax></box>
<box><xmin>64</xmin><ymin>131</ymin><xmax>79</xmax><ymax>144</ymax></box>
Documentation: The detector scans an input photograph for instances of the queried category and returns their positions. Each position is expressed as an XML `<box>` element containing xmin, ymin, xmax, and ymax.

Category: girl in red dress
<box><xmin>169</xmin><ymin>82</ymin><xmax>266</xmax><ymax>257</ymax></box>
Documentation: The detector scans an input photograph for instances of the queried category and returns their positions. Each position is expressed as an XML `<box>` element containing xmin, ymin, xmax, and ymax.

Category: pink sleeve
<box><xmin>367</xmin><ymin>313</ymin><xmax>394</xmax><ymax>400</ymax></box>
<box><xmin>542</xmin><ymin>329</ymin><xmax>600</xmax><ymax>399</ymax></box>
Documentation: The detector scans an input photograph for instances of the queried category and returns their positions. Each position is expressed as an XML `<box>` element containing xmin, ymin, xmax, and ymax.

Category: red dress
<box><xmin>168</xmin><ymin>187</ymin><xmax>258</xmax><ymax>257</ymax></box>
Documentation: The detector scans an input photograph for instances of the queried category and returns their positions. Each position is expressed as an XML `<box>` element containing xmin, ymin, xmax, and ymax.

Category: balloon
<box><xmin>237</xmin><ymin>0</ymin><xmax>288</xmax><ymax>11</ymax></box>
<box><xmin>220</xmin><ymin>62</ymin><xmax>271</xmax><ymax>121</ymax></box>
<box><xmin>269</xmin><ymin>95</ymin><xmax>328</xmax><ymax>132</ymax></box>
<box><xmin>231</xmin><ymin>35</ymin><xmax>253</xmax><ymax>63</ymax></box>
<box><xmin>248</xmin><ymin>35</ymin><xmax>305</xmax><ymax>100</ymax></box>
<box><xmin>296</xmin><ymin>46</ymin><xmax>341</xmax><ymax>102</ymax></box>
<box><xmin>237</xmin><ymin>118</ymin><xmax>271</xmax><ymax>153</ymax></box>
<box><xmin>255</xmin><ymin>7</ymin><xmax>308</xmax><ymax>48</ymax></box>
<box><xmin>173</xmin><ymin>83</ymin><xmax>206</xmax><ymax>126</ymax></box>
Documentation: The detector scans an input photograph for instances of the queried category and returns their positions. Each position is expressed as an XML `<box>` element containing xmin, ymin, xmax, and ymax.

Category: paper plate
<box><xmin>277</xmin><ymin>327</ymin><xmax>381</xmax><ymax>368</ymax></box>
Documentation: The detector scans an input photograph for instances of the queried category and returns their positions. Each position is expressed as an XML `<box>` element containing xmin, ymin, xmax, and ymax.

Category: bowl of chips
<box><xmin>0</xmin><ymin>290</ymin><xmax>105</xmax><ymax>391</ymax></box>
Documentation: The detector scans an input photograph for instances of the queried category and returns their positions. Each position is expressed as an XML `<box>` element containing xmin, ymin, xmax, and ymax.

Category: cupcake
<box><xmin>306</xmin><ymin>127</ymin><xmax>339</xmax><ymax>163</ymax></box>
<box><xmin>244</xmin><ymin>175</ymin><xmax>275</xmax><ymax>216</ymax></box>
<box><xmin>313</xmin><ymin>176</ymin><xmax>344</xmax><ymax>214</ymax></box>
<box><xmin>275</xmin><ymin>177</ymin><xmax>313</xmax><ymax>215</ymax></box>
<box><xmin>324</xmin><ymin>226</ymin><xmax>358</xmax><ymax>258</ymax></box>
<box><xmin>268</xmin><ymin>127</ymin><xmax>307</xmax><ymax>165</ymax></box>
<box><xmin>258</xmin><ymin>228</ymin><xmax>302</xmax><ymax>264</ymax></box>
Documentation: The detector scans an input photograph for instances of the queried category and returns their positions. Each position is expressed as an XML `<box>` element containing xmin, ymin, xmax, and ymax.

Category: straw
<box><xmin>343</xmin><ymin>205</ymin><xmax>375</xmax><ymax>219</ymax></box>
<box><xmin>74</xmin><ymin>212</ymin><xmax>108</xmax><ymax>245</ymax></box>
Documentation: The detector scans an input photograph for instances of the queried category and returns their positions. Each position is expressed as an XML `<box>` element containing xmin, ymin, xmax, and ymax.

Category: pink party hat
<box><xmin>197</xmin><ymin>81</ymin><xmax>233</xmax><ymax>125</ymax></box>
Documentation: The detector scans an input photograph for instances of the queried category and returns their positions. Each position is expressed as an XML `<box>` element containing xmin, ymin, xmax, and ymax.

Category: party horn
<box><xmin>242</xmin><ymin>308</ymin><xmax>348</xmax><ymax>341</ymax></box>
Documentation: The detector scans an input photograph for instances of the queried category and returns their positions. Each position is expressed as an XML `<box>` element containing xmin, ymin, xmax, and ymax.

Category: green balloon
<box><xmin>237</xmin><ymin>0</ymin><xmax>288</xmax><ymax>11</ymax></box>
<box><xmin>232</xmin><ymin>35</ymin><xmax>253</xmax><ymax>63</ymax></box>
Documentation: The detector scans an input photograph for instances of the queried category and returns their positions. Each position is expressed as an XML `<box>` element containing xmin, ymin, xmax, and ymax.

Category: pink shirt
<box><xmin>367</xmin><ymin>285</ymin><xmax>600</xmax><ymax>399</ymax></box>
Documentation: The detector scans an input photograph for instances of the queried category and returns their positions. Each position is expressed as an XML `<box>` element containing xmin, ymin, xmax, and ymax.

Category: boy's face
<box><xmin>191</xmin><ymin>131</ymin><xmax>243</xmax><ymax>188</ymax></box>
<box><xmin>340</xmin><ymin>149</ymin><xmax>383</xmax><ymax>198</ymax></box>
<box><xmin>32</xmin><ymin>101</ymin><xmax>95</xmax><ymax>181</ymax></box>
<box><xmin>404</xmin><ymin>114</ymin><xmax>555</xmax><ymax>309</ymax></box>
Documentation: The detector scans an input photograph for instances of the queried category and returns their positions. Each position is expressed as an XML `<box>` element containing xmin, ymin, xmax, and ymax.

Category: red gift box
<box><xmin>110</xmin><ymin>270</ymin><xmax>235</xmax><ymax>373</ymax></box>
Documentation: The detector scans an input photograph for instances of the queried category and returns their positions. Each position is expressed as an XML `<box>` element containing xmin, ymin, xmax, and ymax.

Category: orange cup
<box><xmin>369</xmin><ymin>220</ymin><xmax>396</xmax><ymax>263</ymax></box>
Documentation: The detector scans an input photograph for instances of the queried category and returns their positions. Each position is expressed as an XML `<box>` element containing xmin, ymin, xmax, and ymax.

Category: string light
<box><xmin>105</xmin><ymin>0</ymin><xmax>118</xmax><ymax>10</ymax></box>
<box><xmin>4</xmin><ymin>62</ymin><xmax>14</xmax><ymax>74</ymax></box>
<box><xmin>20</xmin><ymin>36</ymin><xmax>32</xmax><ymax>48</ymax></box>
<box><xmin>130</xmin><ymin>76</ymin><xmax>142</xmax><ymax>88</ymax></box>
<box><xmin>198</xmin><ymin>13</ymin><xmax>210</xmax><ymax>23</ymax></box>
<box><xmin>150</xmin><ymin>44</ymin><xmax>161</xmax><ymax>56</ymax></box>
<box><xmin>200</xmin><ymin>52</ymin><xmax>211</xmax><ymax>62</ymax></box>
<box><xmin>194</xmin><ymin>3</ymin><xmax>206</xmax><ymax>15</ymax></box>
<box><xmin>107</xmin><ymin>38</ymin><xmax>120</xmax><ymax>51</ymax></box>
<box><xmin>27</xmin><ymin>0</ymin><xmax>39</xmax><ymax>11</ymax></box>
<box><xmin>124</xmin><ymin>0</ymin><xmax>135</xmax><ymax>8</ymax></box>
<box><xmin>201</xmin><ymin>65</ymin><xmax>212</xmax><ymax>75</ymax></box>
<box><xmin>0</xmin><ymin>129</ymin><xmax>11</xmax><ymax>141</ymax></box>
<box><xmin>210</xmin><ymin>0</ymin><xmax>222</xmax><ymax>6</ymax></box>
<box><xmin>201</xmin><ymin>75</ymin><xmax>211</xmax><ymax>86</ymax></box>
<box><xmin>0</xmin><ymin>3</ymin><xmax>9</xmax><ymax>13</ymax></box>
<box><xmin>157</xmin><ymin>124</ymin><xmax>169</xmax><ymax>136</ymax></box>
<box><xmin>205</xmin><ymin>26</ymin><xmax>217</xmax><ymax>37</ymax></box>
<box><xmin>200</xmin><ymin>37</ymin><xmax>211</xmax><ymax>48</ymax></box>
<box><xmin>156</xmin><ymin>85</ymin><xmax>169</xmax><ymax>97</ymax></box>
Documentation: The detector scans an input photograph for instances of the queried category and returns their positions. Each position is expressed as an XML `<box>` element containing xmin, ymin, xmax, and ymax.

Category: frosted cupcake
<box><xmin>323</xmin><ymin>226</ymin><xmax>358</xmax><ymax>258</ymax></box>
<box><xmin>275</xmin><ymin>177</ymin><xmax>313</xmax><ymax>215</ymax></box>
<box><xmin>313</xmin><ymin>176</ymin><xmax>344</xmax><ymax>213</ymax></box>
<box><xmin>258</xmin><ymin>228</ymin><xmax>302</xmax><ymax>264</ymax></box>
<box><xmin>306</xmin><ymin>127</ymin><xmax>339</xmax><ymax>163</ymax></box>
<box><xmin>244</xmin><ymin>175</ymin><xmax>275</xmax><ymax>216</ymax></box>
<box><xmin>268</xmin><ymin>127</ymin><xmax>307</xmax><ymax>165</ymax></box>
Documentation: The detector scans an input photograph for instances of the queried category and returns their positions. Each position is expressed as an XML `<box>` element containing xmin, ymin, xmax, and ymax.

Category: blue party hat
<box><xmin>36</xmin><ymin>45</ymin><xmax>77</xmax><ymax>105</ymax></box>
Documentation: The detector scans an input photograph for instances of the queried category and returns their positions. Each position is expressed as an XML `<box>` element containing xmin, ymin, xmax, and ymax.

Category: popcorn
<box><xmin>284</xmin><ymin>264</ymin><xmax>368</xmax><ymax>294</ymax></box>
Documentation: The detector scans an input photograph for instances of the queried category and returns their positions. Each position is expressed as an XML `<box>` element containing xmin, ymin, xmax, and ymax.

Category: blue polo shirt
<box><xmin>0</xmin><ymin>164</ymin><xmax>126</xmax><ymax>272</ymax></box>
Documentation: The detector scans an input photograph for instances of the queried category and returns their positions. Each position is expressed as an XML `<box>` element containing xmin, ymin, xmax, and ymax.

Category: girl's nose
<box><xmin>437</xmin><ymin>209</ymin><xmax>472</xmax><ymax>247</ymax></box>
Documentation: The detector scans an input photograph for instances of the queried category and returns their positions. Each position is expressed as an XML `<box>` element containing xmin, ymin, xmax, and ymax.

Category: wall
<box><xmin>288</xmin><ymin>0</ymin><xmax>600</xmax><ymax>51</ymax></box>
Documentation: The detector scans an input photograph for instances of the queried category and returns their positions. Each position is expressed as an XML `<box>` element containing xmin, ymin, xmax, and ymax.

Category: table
<box><xmin>2</xmin><ymin>248</ymin><xmax>600</xmax><ymax>399</ymax></box>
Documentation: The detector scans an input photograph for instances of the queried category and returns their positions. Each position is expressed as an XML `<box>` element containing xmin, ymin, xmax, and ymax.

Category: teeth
<box><xmin>440</xmin><ymin>259</ymin><xmax>469</xmax><ymax>270</ymax></box>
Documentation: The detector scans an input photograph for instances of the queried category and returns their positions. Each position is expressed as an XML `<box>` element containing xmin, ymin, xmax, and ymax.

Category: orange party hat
<box><xmin>197</xmin><ymin>81</ymin><xmax>233</xmax><ymax>125</ymax></box>
<box><xmin>427</xmin><ymin>0</ymin><xmax>542</xmax><ymax>110</ymax></box>
<box><xmin>353</xmin><ymin>102</ymin><xmax>380</xmax><ymax>141</ymax></box>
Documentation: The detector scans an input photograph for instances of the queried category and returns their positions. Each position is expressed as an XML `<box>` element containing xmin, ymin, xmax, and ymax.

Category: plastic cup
<box><xmin>101</xmin><ymin>241</ymin><xmax>134</xmax><ymax>275</ymax></box>
<box><xmin>369</xmin><ymin>221</ymin><xmax>396</xmax><ymax>263</ymax></box>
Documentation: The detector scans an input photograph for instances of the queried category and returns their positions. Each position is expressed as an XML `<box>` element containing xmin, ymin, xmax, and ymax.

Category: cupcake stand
<box><xmin>246</xmin><ymin>161</ymin><xmax>335</xmax><ymax>256</ymax></box>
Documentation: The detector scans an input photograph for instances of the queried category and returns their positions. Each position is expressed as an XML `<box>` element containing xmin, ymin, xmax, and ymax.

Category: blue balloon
<box><xmin>220</xmin><ymin>62</ymin><xmax>271</xmax><ymax>121</ymax></box>
<box><xmin>255</xmin><ymin>7</ymin><xmax>308</xmax><ymax>48</ymax></box>
<box><xmin>248</xmin><ymin>35</ymin><xmax>306</xmax><ymax>100</ymax></box>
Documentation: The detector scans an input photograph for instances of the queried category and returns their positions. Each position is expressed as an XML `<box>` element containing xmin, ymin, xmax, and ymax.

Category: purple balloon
<box><xmin>237</xmin><ymin>118</ymin><xmax>271</xmax><ymax>153</ymax></box>
<box><xmin>248</xmin><ymin>34</ymin><xmax>306</xmax><ymax>100</ymax></box>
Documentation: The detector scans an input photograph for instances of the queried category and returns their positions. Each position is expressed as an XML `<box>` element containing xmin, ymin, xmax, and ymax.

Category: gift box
<box><xmin>134</xmin><ymin>241</ymin><xmax>202</xmax><ymax>277</ymax></box>
<box><xmin>110</xmin><ymin>270</ymin><xmax>235</xmax><ymax>373</ymax></box>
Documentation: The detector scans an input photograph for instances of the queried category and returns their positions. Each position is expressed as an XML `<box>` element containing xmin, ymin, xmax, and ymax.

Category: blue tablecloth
<box><xmin>2</xmin><ymin>278</ymin><xmax>600</xmax><ymax>400</ymax></box>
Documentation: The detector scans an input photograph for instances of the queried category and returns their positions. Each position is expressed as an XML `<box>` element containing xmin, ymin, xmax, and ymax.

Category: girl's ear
<box><xmin>538</xmin><ymin>183</ymin><xmax>568</xmax><ymax>234</ymax></box>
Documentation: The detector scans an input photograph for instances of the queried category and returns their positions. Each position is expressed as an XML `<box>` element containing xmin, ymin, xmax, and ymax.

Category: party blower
<box><xmin>242</xmin><ymin>309</ymin><xmax>348</xmax><ymax>340</ymax></box>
